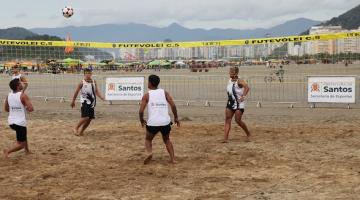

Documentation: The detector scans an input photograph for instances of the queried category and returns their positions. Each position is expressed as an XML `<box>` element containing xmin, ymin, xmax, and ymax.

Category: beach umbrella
<box><xmin>20</xmin><ymin>61</ymin><xmax>34</xmax><ymax>67</ymax></box>
<box><xmin>148</xmin><ymin>60</ymin><xmax>161</xmax><ymax>66</ymax></box>
<box><xmin>4</xmin><ymin>61</ymin><xmax>17</xmax><ymax>67</ymax></box>
<box><xmin>175</xmin><ymin>61</ymin><xmax>186</xmax><ymax>66</ymax></box>
<box><xmin>148</xmin><ymin>60</ymin><xmax>171</xmax><ymax>66</ymax></box>
<box><xmin>62</xmin><ymin>58</ymin><xmax>84</xmax><ymax>66</ymax></box>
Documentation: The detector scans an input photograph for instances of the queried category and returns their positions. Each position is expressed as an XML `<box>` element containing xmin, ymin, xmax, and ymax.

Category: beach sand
<box><xmin>0</xmin><ymin>101</ymin><xmax>360</xmax><ymax>199</ymax></box>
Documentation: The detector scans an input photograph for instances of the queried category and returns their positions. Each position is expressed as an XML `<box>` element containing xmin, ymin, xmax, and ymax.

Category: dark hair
<box><xmin>84</xmin><ymin>68</ymin><xmax>92</xmax><ymax>74</ymax></box>
<box><xmin>148</xmin><ymin>74</ymin><xmax>160</xmax><ymax>87</ymax></box>
<box><xmin>9</xmin><ymin>78</ymin><xmax>20</xmax><ymax>92</ymax></box>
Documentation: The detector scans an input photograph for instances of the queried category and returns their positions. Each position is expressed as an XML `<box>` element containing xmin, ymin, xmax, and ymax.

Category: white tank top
<box><xmin>227</xmin><ymin>79</ymin><xmax>245</xmax><ymax>109</ymax></box>
<box><xmin>11</xmin><ymin>74</ymin><xmax>22</xmax><ymax>80</ymax></box>
<box><xmin>8</xmin><ymin>92</ymin><xmax>26</xmax><ymax>127</ymax></box>
<box><xmin>147</xmin><ymin>89</ymin><xmax>171</xmax><ymax>126</ymax></box>
<box><xmin>80</xmin><ymin>80</ymin><xmax>96</xmax><ymax>107</ymax></box>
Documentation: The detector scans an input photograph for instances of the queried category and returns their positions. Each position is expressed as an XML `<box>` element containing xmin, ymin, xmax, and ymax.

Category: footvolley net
<box><xmin>0</xmin><ymin>32</ymin><xmax>360</xmax><ymax>107</ymax></box>
<box><xmin>1</xmin><ymin>31</ymin><xmax>359</xmax><ymax>48</ymax></box>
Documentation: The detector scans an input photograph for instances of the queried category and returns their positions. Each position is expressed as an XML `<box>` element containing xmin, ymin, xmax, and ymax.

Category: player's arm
<box><xmin>239</xmin><ymin>79</ymin><xmax>250</xmax><ymax>101</ymax></box>
<box><xmin>165</xmin><ymin>91</ymin><xmax>180</xmax><ymax>127</ymax></box>
<box><xmin>139</xmin><ymin>93</ymin><xmax>149</xmax><ymax>127</ymax></box>
<box><xmin>71</xmin><ymin>82</ymin><xmax>83</xmax><ymax>108</ymax></box>
<box><xmin>4</xmin><ymin>96</ymin><xmax>9</xmax><ymax>112</ymax></box>
<box><xmin>94</xmin><ymin>80</ymin><xmax>105</xmax><ymax>101</ymax></box>
<box><xmin>21</xmin><ymin>93</ymin><xmax>34</xmax><ymax>112</ymax></box>
<box><xmin>20</xmin><ymin>76</ymin><xmax>28</xmax><ymax>92</ymax></box>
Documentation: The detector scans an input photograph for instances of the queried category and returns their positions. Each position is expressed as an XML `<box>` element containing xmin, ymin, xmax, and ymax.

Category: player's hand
<box><xmin>70</xmin><ymin>101</ymin><xmax>75</xmax><ymax>108</ymax></box>
<box><xmin>100</xmin><ymin>96</ymin><xmax>105</xmax><ymax>101</ymax></box>
<box><xmin>140</xmin><ymin>119</ymin><xmax>147</xmax><ymax>127</ymax></box>
<box><xmin>174</xmin><ymin>118</ymin><xmax>180</xmax><ymax>127</ymax></box>
<box><xmin>239</xmin><ymin>96</ymin><xmax>246</xmax><ymax>102</ymax></box>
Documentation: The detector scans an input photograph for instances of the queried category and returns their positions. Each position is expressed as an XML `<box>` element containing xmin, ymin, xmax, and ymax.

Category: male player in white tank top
<box><xmin>3</xmin><ymin>78</ymin><xmax>34</xmax><ymax>158</ymax></box>
<box><xmin>71</xmin><ymin>69</ymin><xmax>105</xmax><ymax>136</ymax></box>
<box><xmin>139</xmin><ymin>75</ymin><xmax>180</xmax><ymax>164</ymax></box>
<box><xmin>11</xmin><ymin>64</ymin><xmax>28</xmax><ymax>93</ymax></box>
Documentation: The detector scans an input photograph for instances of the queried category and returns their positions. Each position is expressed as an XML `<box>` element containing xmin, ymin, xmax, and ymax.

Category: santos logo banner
<box><xmin>308</xmin><ymin>76</ymin><xmax>356</xmax><ymax>103</ymax></box>
<box><xmin>105</xmin><ymin>77</ymin><xmax>144</xmax><ymax>101</ymax></box>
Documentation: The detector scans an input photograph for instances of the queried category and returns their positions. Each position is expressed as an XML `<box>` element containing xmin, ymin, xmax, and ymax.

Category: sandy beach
<box><xmin>0</xmin><ymin>100</ymin><xmax>359</xmax><ymax>199</ymax></box>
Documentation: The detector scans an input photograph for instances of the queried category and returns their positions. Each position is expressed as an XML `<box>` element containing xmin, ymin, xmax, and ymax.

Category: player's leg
<box><xmin>144</xmin><ymin>127</ymin><xmax>156</xmax><ymax>164</ymax></box>
<box><xmin>161</xmin><ymin>125</ymin><xmax>175</xmax><ymax>164</ymax></box>
<box><xmin>223</xmin><ymin>108</ymin><xmax>235</xmax><ymax>143</ymax></box>
<box><xmin>3</xmin><ymin>142</ymin><xmax>26</xmax><ymax>158</ymax></box>
<box><xmin>74</xmin><ymin>117</ymin><xmax>87</xmax><ymax>135</ymax></box>
<box><xmin>234</xmin><ymin>109</ymin><xmax>251</xmax><ymax>141</ymax></box>
<box><xmin>76</xmin><ymin>104</ymin><xmax>94</xmax><ymax>136</ymax></box>
<box><xmin>4</xmin><ymin>125</ymin><xmax>27</xmax><ymax>158</ymax></box>
<box><xmin>79</xmin><ymin>118</ymin><xmax>92</xmax><ymax>136</ymax></box>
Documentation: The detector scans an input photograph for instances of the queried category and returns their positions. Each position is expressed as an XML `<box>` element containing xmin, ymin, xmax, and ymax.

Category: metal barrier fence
<box><xmin>0</xmin><ymin>73</ymin><xmax>359</xmax><ymax>108</ymax></box>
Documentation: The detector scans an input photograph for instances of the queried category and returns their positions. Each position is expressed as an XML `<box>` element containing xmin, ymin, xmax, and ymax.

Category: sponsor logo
<box><xmin>117</xmin><ymin>85</ymin><xmax>142</xmax><ymax>91</ymax></box>
<box><xmin>150</xmin><ymin>102</ymin><xmax>167</xmax><ymax>107</ymax></box>
<box><xmin>311</xmin><ymin>83</ymin><xmax>320</xmax><ymax>92</ymax></box>
<box><xmin>108</xmin><ymin>83</ymin><xmax>115</xmax><ymax>91</ymax></box>
<box><xmin>323</xmin><ymin>86</ymin><xmax>352</xmax><ymax>93</ymax></box>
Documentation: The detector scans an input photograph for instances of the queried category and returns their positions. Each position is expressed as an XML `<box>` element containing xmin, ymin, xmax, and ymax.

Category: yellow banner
<box><xmin>0</xmin><ymin>32</ymin><xmax>359</xmax><ymax>48</ymax></box>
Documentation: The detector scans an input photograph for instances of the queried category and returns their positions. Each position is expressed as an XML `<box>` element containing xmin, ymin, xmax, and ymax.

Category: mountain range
<box><xmin>29</xmin><ymin>18</ymin><xmax>320</xmax><ymax>42</ymax></box>
<box><xmin>1</xmin><ymin>3</ymin><xmax>359</xmax><ymax>43</ymax></box>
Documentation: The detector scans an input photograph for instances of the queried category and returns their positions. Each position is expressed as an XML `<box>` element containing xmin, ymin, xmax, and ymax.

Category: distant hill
<box><xmin>0</xmin><ymin>29</ymin><xmax>112</xmax><ymax>61</ymax></box>
<box><xmin>321</xmin><ymin>4</ymin><xmax>360</xmax><ymax>30</ymax></box>
<box><xmin>301</xmin><ymin>4</ymin><xmax>360</xmax><ymax>35</ymax></box>
<box><xmin>30</xmin><ymin>18</ymin><xmax>320</xmax><ymax>42</ymax></box>
<box><xmin>24</xmin><ymin>34</ymin><xmax>63</xmax><ymax>41</ymax></box>
<box><xmin>0</xmin><ymin>27</ymin><xmax>37</xmax><ymax>40</ymax></box>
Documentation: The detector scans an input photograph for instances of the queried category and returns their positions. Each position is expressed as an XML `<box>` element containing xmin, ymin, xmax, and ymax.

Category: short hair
<box><xmin>84</xmin><ymin>68</ymin><xmax>92</xmax><ymax>74</ymax></box>
<box><xmin>149</xmin><ymin>74</ymin><xmax>160</xmax><ymax>87</ymax></box>
<box><xmin>229</xmin><ymin>66</ymin><xmax>239</xmax><ymax>75</ymax></box>
<box><xmin>9</xmin><ymin>78</ymin><xmax>20</xmax><ymax>92</ymax></box>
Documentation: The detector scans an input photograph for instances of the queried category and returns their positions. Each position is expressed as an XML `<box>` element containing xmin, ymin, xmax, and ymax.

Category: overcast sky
<box><xmin>2</xmin><ymin>0</ymin><xmax>359</xmax><ymax>29</ymax></box>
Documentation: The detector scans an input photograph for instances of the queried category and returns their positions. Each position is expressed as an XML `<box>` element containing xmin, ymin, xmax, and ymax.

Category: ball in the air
<box><xmin>62</xmin><ymin>6</ymin><xmax>74</xmax><ymax>18</ymax></box>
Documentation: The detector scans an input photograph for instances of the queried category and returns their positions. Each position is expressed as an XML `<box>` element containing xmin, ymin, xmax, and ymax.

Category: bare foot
<box><xmin>3</xmin><ymin>150</ymin><xmax>9</xmax><ymax>159</ymax></box>
<box><xmin>245</xmin><ymin>136</ymin><xmax>251</xmax><ymax>142</ymax></box>
<box><xmin>221</xmin><ymin>140</ymin><xmax>229</xmax><ymax>143</ymax></box>
<box><xmin>73</xmin><ymin>128</ymin><xmax>79</xmax><ymax>136</ymax></box>
<box><xmin>168</xmin><ymin>160</ymin><xmax>177</xmax><ymax>164</ymax></box>
<box><xmin>74</xmin><ymin>130</ymin><xmax>85</xmax><ymax>137</ymax></box>
<box><xmin>143</xmin><ymin>154</ymin><xmax>153</xmax><ymax>165</ymax></box>
<box><xmin>25</xmin><ymin>151</ymin><xmax>33</xmax><ymax>155</ymax></box>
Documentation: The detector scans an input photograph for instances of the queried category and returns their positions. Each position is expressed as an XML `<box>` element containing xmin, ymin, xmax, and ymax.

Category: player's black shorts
<box><xmin>146</xmin><ymin>123</ymin><xmax>172</xmax><ymax>136</ymax></box>
<box><xmin>226</xmin><ymin>102</ymin><xmax>244</xmax><ymax>113</ymax></box>
<box><xmin>81</xmin><ymin>103</ymin><xmax>95</xmax><ymax>119</ymax></box>
<box><xmin>9</xmin><ymin>124</ymin><xmax>27</xmax><ymax>142</ymax></box>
